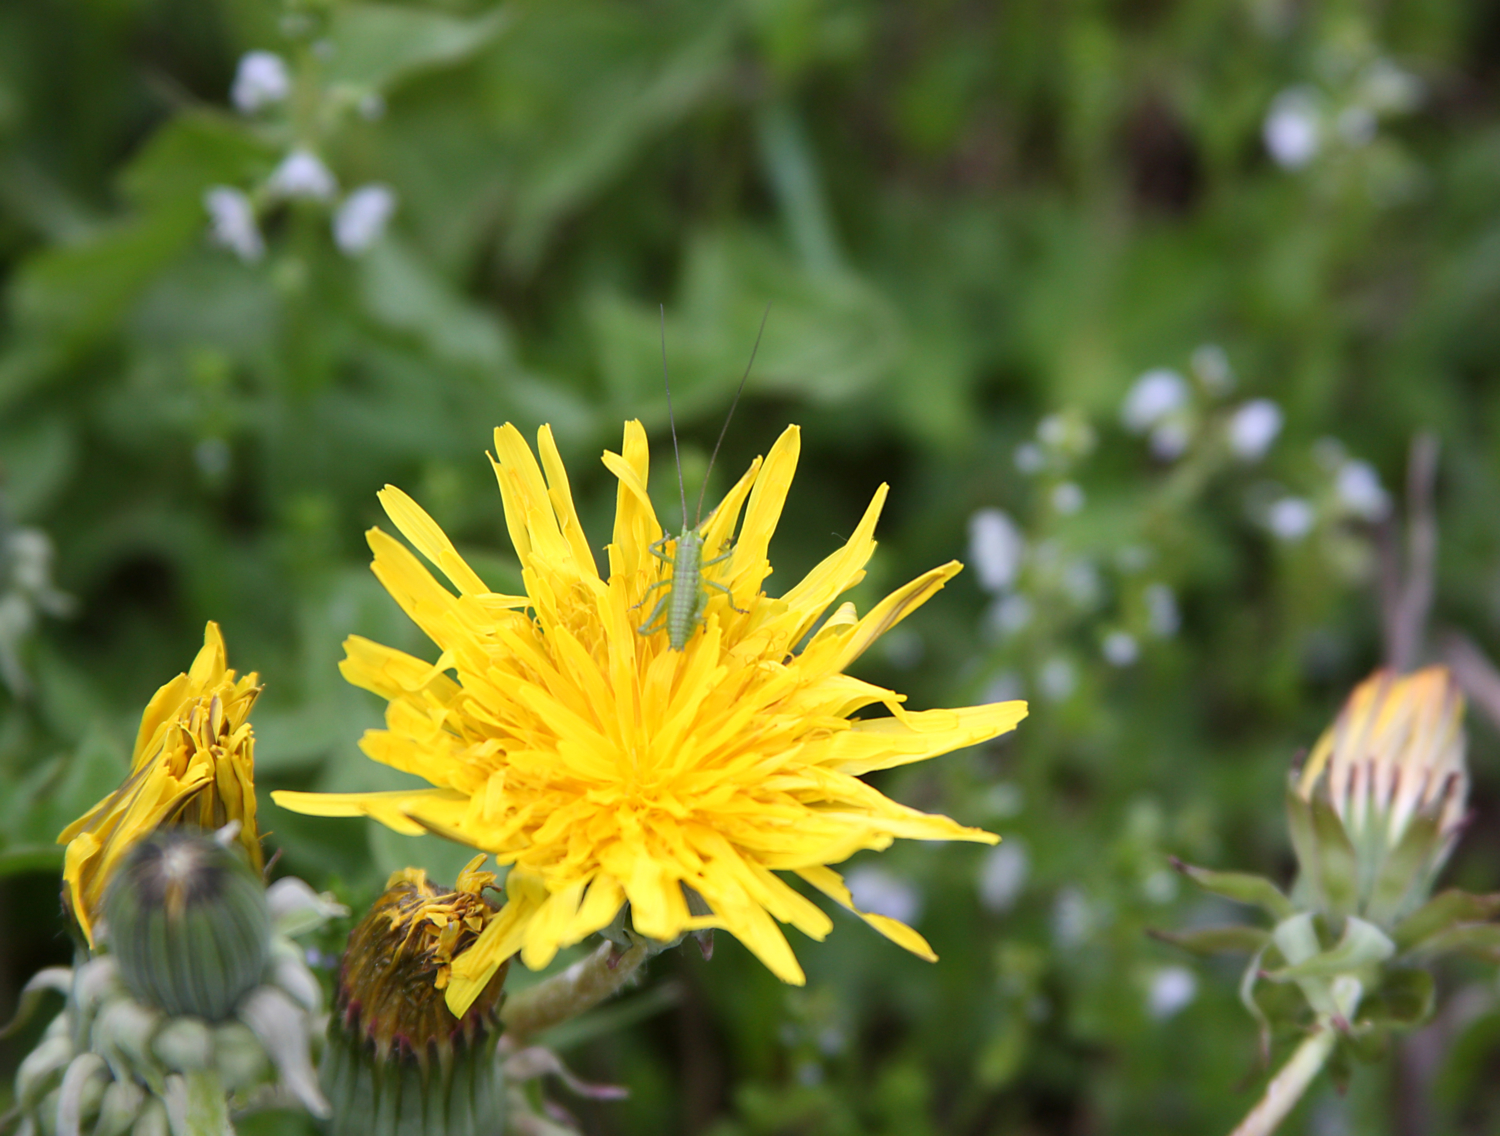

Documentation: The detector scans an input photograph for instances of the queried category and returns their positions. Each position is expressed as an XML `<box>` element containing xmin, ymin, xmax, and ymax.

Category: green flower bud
<box><xmin>103</xmin><ymin>829</ymin><xmax>271</xmax><ymax>1022</ymax></box>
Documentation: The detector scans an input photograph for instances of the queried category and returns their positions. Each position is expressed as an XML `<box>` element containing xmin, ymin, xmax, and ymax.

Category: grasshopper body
<box><xmin>634</xmin><ymin>307</ymin><xmax>767</xmax><ymax>651</ymax></box>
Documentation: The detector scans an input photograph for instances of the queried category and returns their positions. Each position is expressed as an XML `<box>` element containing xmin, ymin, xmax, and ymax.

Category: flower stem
<box><xmin>500</xmin><ymin>940</ymin><xmax>651</xmax><ymax>1043</ymax></box>
<box><xmin>1228</xmin><ymin>1023</ymin><xmax>1338</xmax><ymax>1136</ymax></box>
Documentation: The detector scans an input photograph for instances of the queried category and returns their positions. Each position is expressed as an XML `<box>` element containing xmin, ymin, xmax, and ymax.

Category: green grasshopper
<box><xmin>635</xmin><ymin>306</ymin><xmax>769</xmax><ymax>651</ymax></box>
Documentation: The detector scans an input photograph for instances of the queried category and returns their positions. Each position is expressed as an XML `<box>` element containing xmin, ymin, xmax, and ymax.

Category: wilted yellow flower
<box><xmin>60</xmin><ymin>621</ymin><xmax>263</xmax><ymax>946</ymax></box>
<box><xmin>275</xmin><ymin>422</ymin><xmax>1026</xmax><ymax>1015</ymax></box>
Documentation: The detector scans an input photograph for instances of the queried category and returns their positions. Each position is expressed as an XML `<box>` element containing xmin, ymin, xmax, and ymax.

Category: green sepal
<box><xmin>1407</xmin><ymin>923</ymin><xmax>1500</xmax><ymax>962</ymax></box>
<box><xmin>1339</xmin><ymin>1024</ymin><xmax>1390</xmax><ymax>1066</ymax></box>
<box><xmin>165</xmin><ymin>1069</ymin><xmax>232</xmax><ymax>1136</ymax></box>
<box><xmin>1169</xmin><ymin>857</ymin><xmax>1295</xmax><ymax>921</ymax></box>
<box><xmin>1238</xmin><ymin>944</ymin><xmax>1273</xmax><ymax>1066</ymax></box>
<box><xmin>1149</xmin><ymin>925</ymin><xmax>1270</xmax><ymax>956</ymax></box>
<box><xmin>1264</xmin><ymin>915</ymin><xmax>1394</xmax><ymax>982</ymax></box>
<box><xmin>1356</xmin><ymin>968</ymin><xmax>1434</xmax><ymax>1031</ymax></box>
<box><xmin>1309</xmin><ymin>796</ymin><xmax>1360</xmax><ymax>919</ymax></box>
<box><xmin>1365</xmin><ymin>812</ymin><xmax>1445</xmax><ymax>927</ymax></box>
<box><xmin>1327</xmin><ymin>1041</ymin><xmax>1355</xmax><ymax>1094</ymax></box>
<box><xmin>1393</xmin><ymin>890</ymin><xmax>1500</xmax><ymax>954</ymax></box>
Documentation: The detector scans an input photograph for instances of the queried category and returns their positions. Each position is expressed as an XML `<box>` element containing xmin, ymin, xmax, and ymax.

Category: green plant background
<box><xmin>3</xmin><ymin>1</ymin><xmax>1500</xmax><ymax>1133</ymax></box>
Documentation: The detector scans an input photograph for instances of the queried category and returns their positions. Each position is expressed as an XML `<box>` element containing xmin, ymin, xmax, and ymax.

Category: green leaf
<box><xmin>0</xmin><ymin>844</ymin><xmax>64</xmax><ymax>877</ymax></box>
<box><xmin>1169</xmin><ymin>857</ymin><xmax>1295</xmax><ymax>921</ymax></box>
<box><xmin>325</xmin><ymin>3</ymin><xmax>512</xmax><ymax>92</ymax></box>
<box><xmin>1409</xmin><ymin>923</ymin><xmax>1500</xmax><ymax>962</ymax></box>
<box><xmin>1148</xmin><ymin>924</ymin><xmax>1270</xmax><ymax>956</ymax></box>
<box><xmin>1393</xmin><ymin>890</ymin><xmax>1500</xmax><ymax>954</ymax></box>
<box><xmin>1357</xmin><ymin>968</ymin><xmax>1435</xmax><ymax>1030</ymax></box>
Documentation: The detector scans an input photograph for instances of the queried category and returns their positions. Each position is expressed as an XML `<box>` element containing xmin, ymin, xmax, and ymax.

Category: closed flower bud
<box><xmin>322</xmin><ymin>856</ymin><xmax>507</xmax><ymax>1136</ymax></box>
<box><xmin>1291</xmin><ymin>666</ymin><xmax>1467</xmax><ymax>926</ymax></box>
<box><xmin>104</xmin><ymin>829</ymin><xmax>271</xmax><ymax>1022</ymax></box>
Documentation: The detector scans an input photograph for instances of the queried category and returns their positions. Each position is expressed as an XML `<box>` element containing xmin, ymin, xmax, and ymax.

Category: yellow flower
<box><xmin>274</xmin><ymin>422</ymin><xmax>1027</xmax><ymax>1016</ymax></box>
<box><xmin>60</xmin><ymin>621</ymin><xmax>263</xmax><ymax>947</ymax></box>
<box><xmin>1296</xmin><ymin>665</ymin><xmax>1466</xmax><ymax>867</ymax></box>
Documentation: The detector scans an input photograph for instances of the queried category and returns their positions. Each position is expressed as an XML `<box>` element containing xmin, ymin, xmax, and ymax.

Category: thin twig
<box><xmin>1386</xmin><ymin>434</ymin><xmax>1440</xmax><ymax>672</ymax></box>
<box><xmin>1441</xmin><ymin>632</ymin><xmax>1500</xmax><ymax>734</ymax></box>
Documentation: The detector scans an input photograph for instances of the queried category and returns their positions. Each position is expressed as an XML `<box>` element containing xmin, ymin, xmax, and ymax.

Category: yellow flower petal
<box><xmin>60</xmin><ymin>622</ymin><xmax>263</xmax><ymax>946</ymax></box>
<box><xmin>279</xmin><ymin>422</ymin><xmax>1027</xmax><ymax>998</ymax></box>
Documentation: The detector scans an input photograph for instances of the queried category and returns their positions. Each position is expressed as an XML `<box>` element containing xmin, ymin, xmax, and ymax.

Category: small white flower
<box><xmin>1149</xmin><ymin>420</ymin><xmax>1191</xmax><ymax>462</ymax></box>
<box><xmin>1146</xmin><ymin>966</ymin><xmax>1198</xmax><ymax>1020</ymax></box>
<box><xmin>1264</xmin><ymin>88</ymin><xmax>1322</xmax><ymax>169</ymax></box>
<box><xmin>267</xmin><ymin>149</ymin><xmax>337</xmax><ymax>201</ymax></box>
<box><xmin>978</xmin><ymin>842</ymin><xmax>1030</xmax><ymax>915</ymax></box>
<box><xmin>1037</xmin><ymin>414</ymin><xmax>1068</xmax><ymax>448</ymax></box>
<box><xmin>1062</xmin><ymin>559</ymin><xmax>1101</xmax><ymax>609</ymax></box>
<box><xmin>1190</xmin><ymin>344</ymin><xmax>1234</xmax><ymax>395</ymax></box>
<box><xmin>1336</xmin><ymin>460</ymin><xmax>1390</xmax><ymax>520</ymax></box>
<box><xmin>968</xmin><ymin>509</ymin><xmax>1025</xmax><ymax>593</ymax></box>
<box><xmin>845</xmin><ymin>867</ymin><xmax>922</xmax><ymax>927</ymax></box>
<box><xmin>982</xmin><ymin>672</ymin><xmax>1025</xmax><ymax>706</ymax></box>
<box><xmin>203</xmin><ymin>187</ymin><xmax>264</xmax><ymax>262</ymax></box>
<box><xmin>1121</xmin><ymin>369</ymin><xmax>1188</xmax><ymax>433</ymax></box>
<box><xmin>987</xmin><ymin>594</ymin><xmax>1033</xmax><ymax>638</ymax></box>
<box><xmin>1144</xmin><ymin>583</ymin><xmax>1180</xmax><ymax>638</ymax></box>
<box><xmin>1227</xmin><ymin>399</ymin><xmax>1284</xmax><ymax>461</ymax></box>
<box><xmin>1051</xmin><ymin>482</ymin><xmax>1085</xmax><ymax>515</ymax></box>
<box><xmin>1267</xmin><ymin>496</ymin><xmax>1316</xmax><ymax>541</ymax></box>
<box><xmin>332</xmin><ymin>184</ymin><xmax>397</xmax><ymax>255</ymax></box>
<box><xmin>231</xmin><ymin>51</ymin><xmax>291</xmax><ymax>114</ymax></box>
<box><xmin>1051</xmin><ymin>887</ymin><xmax>1095</xmax><ymax>947</ymax></box>
<box><xmin>1038</xmin><ymin>657</ymin><xmax>1076</xmax><ymax>703</ymax></box>
<box><xmin>1102</xmin><ymin>631</ymin><xmax>1139</xmax><ymax>667</ymax></box>
<box><xmin>1014</xmin><ymin>442</ymin><xmax>1045</xmax><ymax>474</ymax></box>
<box><xmin>1361</xmin><ymin>60</ymin><xmax>1421</xmax><ymax>115</ymax></box>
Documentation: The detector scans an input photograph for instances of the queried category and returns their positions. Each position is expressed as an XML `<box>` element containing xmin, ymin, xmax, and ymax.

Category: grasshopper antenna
<box><xmin>695</xmin><ymin>303</ymin><xmax>770</xmax><ymax>526</ymax></box>
<box><xmin>661</xmin><ymin>304</ymin><xmax>689</xmax><ymax>531</ymax></box>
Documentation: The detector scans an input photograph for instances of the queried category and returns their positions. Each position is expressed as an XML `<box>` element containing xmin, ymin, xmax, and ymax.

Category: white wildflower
<box><xmin>1039</xmin><ymin>657</ymin><xmax>1077</xmax><ymax>703</ymax></box>
<box><xmin>1102</xmin><ymin>631</ymin><xmax>1139</xmax><ymax>667</ymax></box>
<box><xmin>267</xmin><ymin>149</ymin><xmax>337</xmax><ymax>201</ymax></box>
<box><xmin>1336</xmin><ymin>460</ymin><xmax>1390</xmax><ymax>520</ymax></box>
<box><xmin>978</xmin><ymin>843</ymin><xmax>1030</xmax><ymax>915</ymax></box>
<box><xmin>1147</xmin><ymin>966</ymin><xmax>1198</xmax><ymax>1020</ymax></box>
<box><xmin>1267</xmin><ymin>496</ymin><xmax>1316</xmax><ymax>541</ymax></box>
<box><xmin>845</xmin><ymin>867</ymin><xmax>922</xmax><ymax>927</ymax></box>
<box><xmin>203</xmin><ymin>187</ymin><xmax>264</xmax><ymax>262</ymax></box>
<box><xmin>231</xmin><ymin>51</ymin><xmax>291</xmax><ymax>114</ymax></box>
<box><xmin>1121</xmin><ymin>369</ymin><xmax>1188</xmax><ymax>433</ymax></box>
<box><xmin>1144</xmin><ymin>583</ymin><xmax>1180</xmax><ymax>638</ymax></box>
<box><xmin>1190</xmin><ymin>344</ymin><xmax>1234</xmax><ymax>395</ymax></box>
<box><xmin>968</xmin><ymin>509</ymin><xmax>1025</xmax><ymax>593</ymax></box>
<box><xmin>1014</xmin><ymin>442</ymin><xmax>1045</xmax><ymax>475</ymax></box>
<box><xmin>1051</xmin><ymin>482</ymin><xmax>1085</xmax><ymax>515</ymax></box>
<box><xmin>1150</xmin><ymin>420</ymin><xmax>1191</xmax><ymax>462</ymax></box>
<box><xmin>1227</xmin><ymin>399</ymin><xmax>1284</xmax><ymax>461</ymax></box>
<box><xmin>1051</xmin><ymin>887</ymin><xmax>1095</xmax><ymax>948</ymax></box>
<box><xmin>1264</xmin><ymin>88</ymin><xmax>1322</xmax><ymax>169</ymax></box>
<box><xmin>332</xmin><ymin>184</ymin><xmax>397</xmax><ymax>255</ymax></box>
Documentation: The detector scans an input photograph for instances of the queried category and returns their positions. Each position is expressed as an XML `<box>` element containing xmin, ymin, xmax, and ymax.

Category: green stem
<box><xmin>500</xmin><ymin>940</ymin><xmax>651</xmax><ymax>1043</ymax></box>
<box><xmin>1228</xmin><ymin>1023</ymin><xmax>1337</xmax><ymax>1136</ymax></box>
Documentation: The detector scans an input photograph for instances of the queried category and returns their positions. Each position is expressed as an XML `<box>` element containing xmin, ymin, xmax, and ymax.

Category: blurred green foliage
<box><xmin>3</xmin><ymin>0</ymin><xmax>1500</xmax><ymax>1132</ymax></box>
